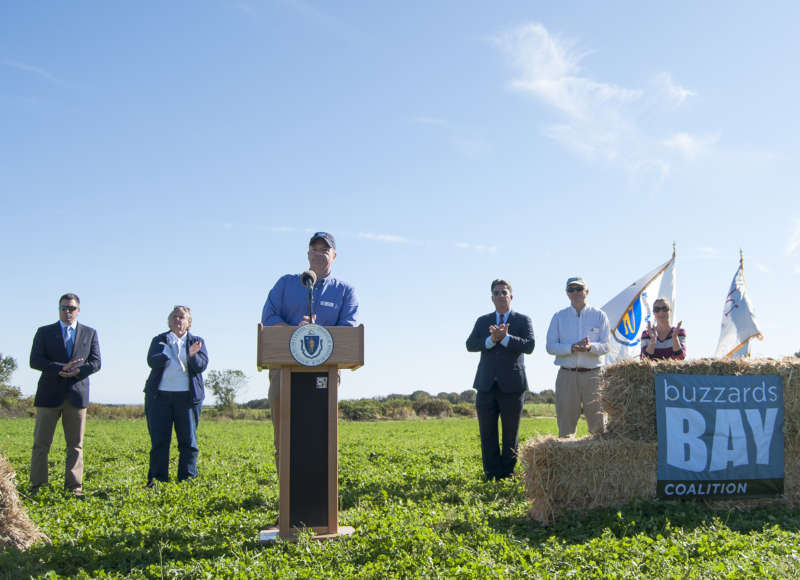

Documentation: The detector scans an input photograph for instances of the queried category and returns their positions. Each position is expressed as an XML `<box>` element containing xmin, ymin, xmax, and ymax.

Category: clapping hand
<box><xmin>59</xmin><ymin>357</ymin><xmax>84</xmax><ymax>378</ymax></box>
<box><xmin>571</xmin><ymin>337</ymin><xmax>590</xmax><ymax>352</ymax></box>
<box><xmin>671</xmin><ymin>321</ymin><xmax>683</xmax><ymax>350</ymax></box>
<box><xmin>189</xmin><ymin>341</ymin><xmax>203</xmax><ymax>357</ymax></box>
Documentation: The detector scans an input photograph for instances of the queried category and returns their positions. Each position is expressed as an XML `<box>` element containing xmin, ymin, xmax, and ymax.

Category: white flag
<box><xmin>601</xmin><ymin>252</ymin><xmax>676</xmax><ymax>365</ymax></box>
<box><xmin>714</xmin><ymin>256</ymin><xmax>763</xmax><ymax>358</ymax></box>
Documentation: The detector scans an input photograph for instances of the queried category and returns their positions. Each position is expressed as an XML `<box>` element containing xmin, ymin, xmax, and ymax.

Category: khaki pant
<box><xmin>30</xmin><ymin>401</ymin><xmax>87</xmax><ymax>490</ymax></box>
<box><xmin>555</xmin><ymin>367</ymin><xmax>605</xmax><ymax>438</ymax></box>
<box><xmin>268</xmin><ymin>370</ymin><xmax>281</xmax><ymax>472</ymax></box>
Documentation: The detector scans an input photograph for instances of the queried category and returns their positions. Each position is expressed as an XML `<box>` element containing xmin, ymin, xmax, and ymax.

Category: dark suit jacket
<box><xmin>144</xmin><ymin>332</ymin><xmax>209</xmax><ymax>403</ymax></box>
<box><xmin>30</xmin><ymin>321</ymin><xmax>101</xmax><ymax>408</ymax></box>
<box><xmin>466</xmin><ymin>311</ymin><xmax>535</xmax><ymax>393</ymax></box>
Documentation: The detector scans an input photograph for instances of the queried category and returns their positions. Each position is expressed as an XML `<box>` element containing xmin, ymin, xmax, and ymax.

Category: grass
<box><xmin>1</xmin><ymin>416</ymin><xmax>800</xmax><ymax>578</ymax></box>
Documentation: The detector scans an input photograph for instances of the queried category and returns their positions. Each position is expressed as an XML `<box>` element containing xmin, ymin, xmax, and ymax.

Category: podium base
<box><xmin>258</xmin><ymin>525</ymin><xmax>355</xmax><ymax>543</ymax></box>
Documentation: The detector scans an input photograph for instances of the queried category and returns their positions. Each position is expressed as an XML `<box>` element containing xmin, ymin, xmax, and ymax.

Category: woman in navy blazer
<box><xmin>144</xmin><ymin>305</ymin><xmax>208</xmax><ymax>485</ymax></box>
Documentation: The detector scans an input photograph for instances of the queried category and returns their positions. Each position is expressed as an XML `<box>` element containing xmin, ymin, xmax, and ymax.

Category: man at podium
<box><xmin>260</xmin><ymin>232</ymin><xmax>359</xmax><ymax>470</ymax></box>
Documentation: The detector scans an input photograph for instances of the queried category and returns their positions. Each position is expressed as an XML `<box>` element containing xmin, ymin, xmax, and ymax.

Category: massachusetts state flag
<box><xmin>714</xmin><ymin>253</ymin><xmax>763</xmax><ymax>358</ymax></box>
<box><xmin>601</xmin><ymin>251</ymin><xmax>676</xmax><ymax>365</ymax></box>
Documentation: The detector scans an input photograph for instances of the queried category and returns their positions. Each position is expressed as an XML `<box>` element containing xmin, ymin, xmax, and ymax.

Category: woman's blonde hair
<box><xmin>168</xmin><ymin>305</ymin><xmax>192</xmax><ymax>325</ymax></box>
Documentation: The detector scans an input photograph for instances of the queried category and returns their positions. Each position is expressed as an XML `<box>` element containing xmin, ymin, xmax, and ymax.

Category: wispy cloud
<box><xmin>662</xmin><ymin>132</ymin><xmax>719</xmax><ymax>159</ymax></box>
<box><xmin>494</xmin><ymin>22</ymin><xmax>708</xmax><ymax>181</ymax></box>
<box><xmin>455</xmin><ymin>242</ymin><xmax>497</xmax><ymax>254</ymax></box>
<box><xmin>358</xmin><ymin>232</ymin><xmax>415</xmax><ymax>245</ymax></box>
<box><xmin>754</xmin><ymin>262</ymin><xmax>770</xmax><ymax>273</ymax></box>
<box><xmin>653</xmin><ymin>72</ymin><xmax>696</xmax><ymax>106</ymax></box>
<box><xmin>1</xmin><ymin>58</ymin><xmax>61</xmax><ymax>84</ymax></box>
<box><xmin>786</xmin><ymin>219</ymin><xmax>800</xmax><ymax>256</ymax></box>
<box><xmin>496</xmin><ymin>24</ymin><xmax>641</xmax><ymax>120</ymax></box>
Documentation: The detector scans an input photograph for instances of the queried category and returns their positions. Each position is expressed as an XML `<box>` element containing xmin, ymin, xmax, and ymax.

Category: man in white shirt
<box><xmin>545</xmin><ymin>277</ymin><xmax>610</xmax><ymax>437</ymax></box>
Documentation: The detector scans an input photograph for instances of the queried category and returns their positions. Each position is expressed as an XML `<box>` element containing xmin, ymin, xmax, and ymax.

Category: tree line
<box><xmin>0</xmin><ymin>356</ymin><xmax>555</xmax><ymax>420</ymax></box>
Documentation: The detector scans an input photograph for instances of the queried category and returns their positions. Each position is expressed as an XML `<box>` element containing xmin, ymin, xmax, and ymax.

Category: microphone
<box><xmin>301</xmin><ymin>270</ymin><xmax>316</xmax><ymax>321</ymax></box>
<box><xmin>301</xmin><ymin>270</ymin><xmax>317</xmax><ymax>288</ymax></box>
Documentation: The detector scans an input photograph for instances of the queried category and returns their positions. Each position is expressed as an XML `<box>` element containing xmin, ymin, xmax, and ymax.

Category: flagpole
<box><xmin>739</xmin><ymin>248</ymin><xmax>745</xmax><ymax>286</ymax></box>
<box><xmin>722</xmin><ymin>249</ymin><xmax>763</xmax><ymax>357</ymax></box>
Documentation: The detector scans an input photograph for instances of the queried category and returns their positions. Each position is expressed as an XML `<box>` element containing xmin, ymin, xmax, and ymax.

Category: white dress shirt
<box><xmin>158</xmin><ymin>332</ymin><xmax>190</xmax><ymax>391</ymax></box>
<box><xmin>545</xmin><ymin>304</ymin><xmax>610</xmax><ymax>368</ymax></box>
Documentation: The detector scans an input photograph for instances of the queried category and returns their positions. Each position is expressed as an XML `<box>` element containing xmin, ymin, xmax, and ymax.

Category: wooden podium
<box><xmin>256</xmin><ymin>324</ymin><xmax>364</xmax><ymax>541</ymax></box>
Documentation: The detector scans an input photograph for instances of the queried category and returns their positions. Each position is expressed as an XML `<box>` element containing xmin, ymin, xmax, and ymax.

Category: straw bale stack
<box><xmin>522</xmin><ymin>357</ymin><xmax>800</xmax><ymax>523</ymax></box>
<box><xmin>0</xmin><ymin>453</ymin><xmax>49</xmax><ymax>551</ymax></box>
<box><xmin>520</xmin><ymin>435</ymin><xmax>656</xmax><ymax>524</ymax></box>
<box><xmin>600</xmin><ymin>357</ymin><xmax>800</xmax><ymax>442</ymax></box>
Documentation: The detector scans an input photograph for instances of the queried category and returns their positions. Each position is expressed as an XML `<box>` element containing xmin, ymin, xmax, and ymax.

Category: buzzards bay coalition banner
<box><xmin>655</xmin><ymin>373</ymin><xmax>784</xmax><ymax>499</ymax></box>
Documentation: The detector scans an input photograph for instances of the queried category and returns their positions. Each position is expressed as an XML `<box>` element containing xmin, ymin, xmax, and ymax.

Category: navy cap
<box><xmin>309</xmin><ymin>231</ymin><xmax>336</xmax><ymax>250</ymax></box>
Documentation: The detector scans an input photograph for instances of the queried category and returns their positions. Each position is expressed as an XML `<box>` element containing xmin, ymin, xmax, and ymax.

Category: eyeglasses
<box><xmin>653</xmin><ymin>306</ymin><xmax>670</xmax><ymax>312</ymax></box>
<box><xmin>567</xmin><ymin>287</ymin><xmax>585</xmax><ymax>293</ymax></box>
<box><xmin>60</xmin><ymin>305</ymin><xmax>78</xmax><ymax>312</ymax></box>
<box><xmin>492</xmin><ymin>289</ymin><xmax>510</xmax><ymax>296</ymax></box>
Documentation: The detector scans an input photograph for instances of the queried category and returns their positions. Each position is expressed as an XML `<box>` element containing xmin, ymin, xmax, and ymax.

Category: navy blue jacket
<box><xmin>30</xmin><ymin>321</ymin><xmax>102</xmax><ymax>408</ymax></box>
<box><xmin>466</xmin><ymin>311</ymin><xmax>535</xmax><ymax>393</ymax></box>
<box><xmin>144</xmin><ymin>332</ymin><xmax>209</xmax><ymax>403</ymax></box>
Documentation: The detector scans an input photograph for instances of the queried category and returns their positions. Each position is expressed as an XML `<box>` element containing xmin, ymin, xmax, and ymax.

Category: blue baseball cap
<box><xmin>309</xmin><ymin>231</ymin><xmax>336</xmax><ymax>249</ymax></box>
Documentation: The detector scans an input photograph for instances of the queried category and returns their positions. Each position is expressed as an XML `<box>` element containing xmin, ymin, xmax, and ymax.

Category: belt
<box><xmin>561</xmin><ymin>367</ymin><xmax>598</xmax><ymax>372</ymax></box>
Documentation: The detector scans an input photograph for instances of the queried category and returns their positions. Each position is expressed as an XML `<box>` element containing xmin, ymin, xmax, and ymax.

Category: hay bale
<box><xmin>520</xmin><ymin>435</ymin><xmax>657</xmax><ymax>524</ymax></box>
<box><xmin>600</xmin><ymin>357</ymin><xmax>800</xmax><ymax>442</ymax></box>
<box><xmin>0</xmin><ymin>454</ymin><xmax>49</xmax><ymax>551</ymax></box>
<box><xmin>523</xmin><ymin>357</ymin><xmax>800</xmax><ymax>523</ymax></box>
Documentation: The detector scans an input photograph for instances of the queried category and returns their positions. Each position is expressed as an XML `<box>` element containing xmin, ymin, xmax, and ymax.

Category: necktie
<box><xmin>64</xmin><ymin>327</ymin><xmax>74</xmax><ymax>358</ymax></box>
<box><xmin>498</xmin><ymin>314</ymin><xmax>504</xmax><ymax>326</ymax></box>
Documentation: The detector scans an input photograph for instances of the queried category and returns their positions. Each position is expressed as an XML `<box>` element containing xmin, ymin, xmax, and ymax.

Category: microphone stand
<box><xmin>307</xmin><ymin>283</ymin><xmax>314</xmax><ymax>322</ymax></box>
<box><xmin>301</xmin><ymin>269</ymin><xmax>317</xmax><ymax>324</ymax></box>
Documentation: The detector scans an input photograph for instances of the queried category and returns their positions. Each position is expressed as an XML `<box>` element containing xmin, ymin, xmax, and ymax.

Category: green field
<box><xmin>2</xmin><ymin>416</ymin><xmax>800</xmax><ymax>578</ymax></box>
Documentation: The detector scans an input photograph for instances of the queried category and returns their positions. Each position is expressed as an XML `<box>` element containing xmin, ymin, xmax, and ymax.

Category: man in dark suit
<box><xmin>466</xmin><ymin>279</ymin><xmax>535</xmax><ymax>480</ymax></box>
<box><xmin>29</xmin><ymin>293</ymin><xmax>101</xmax><ymax>497</ymax></box>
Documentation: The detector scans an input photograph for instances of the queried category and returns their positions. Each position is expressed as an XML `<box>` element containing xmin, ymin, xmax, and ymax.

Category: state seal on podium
<box><xmin>289</xmin><ymin>324</ymin><xmax>334</xmax><ymax>366</ymax></box>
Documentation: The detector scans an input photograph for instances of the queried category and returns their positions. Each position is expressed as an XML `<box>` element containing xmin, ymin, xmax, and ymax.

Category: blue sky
<box><xmin>2</xmin><ymin>2</ymin><xmax>799</xmax><ymax>404</ymax></box>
